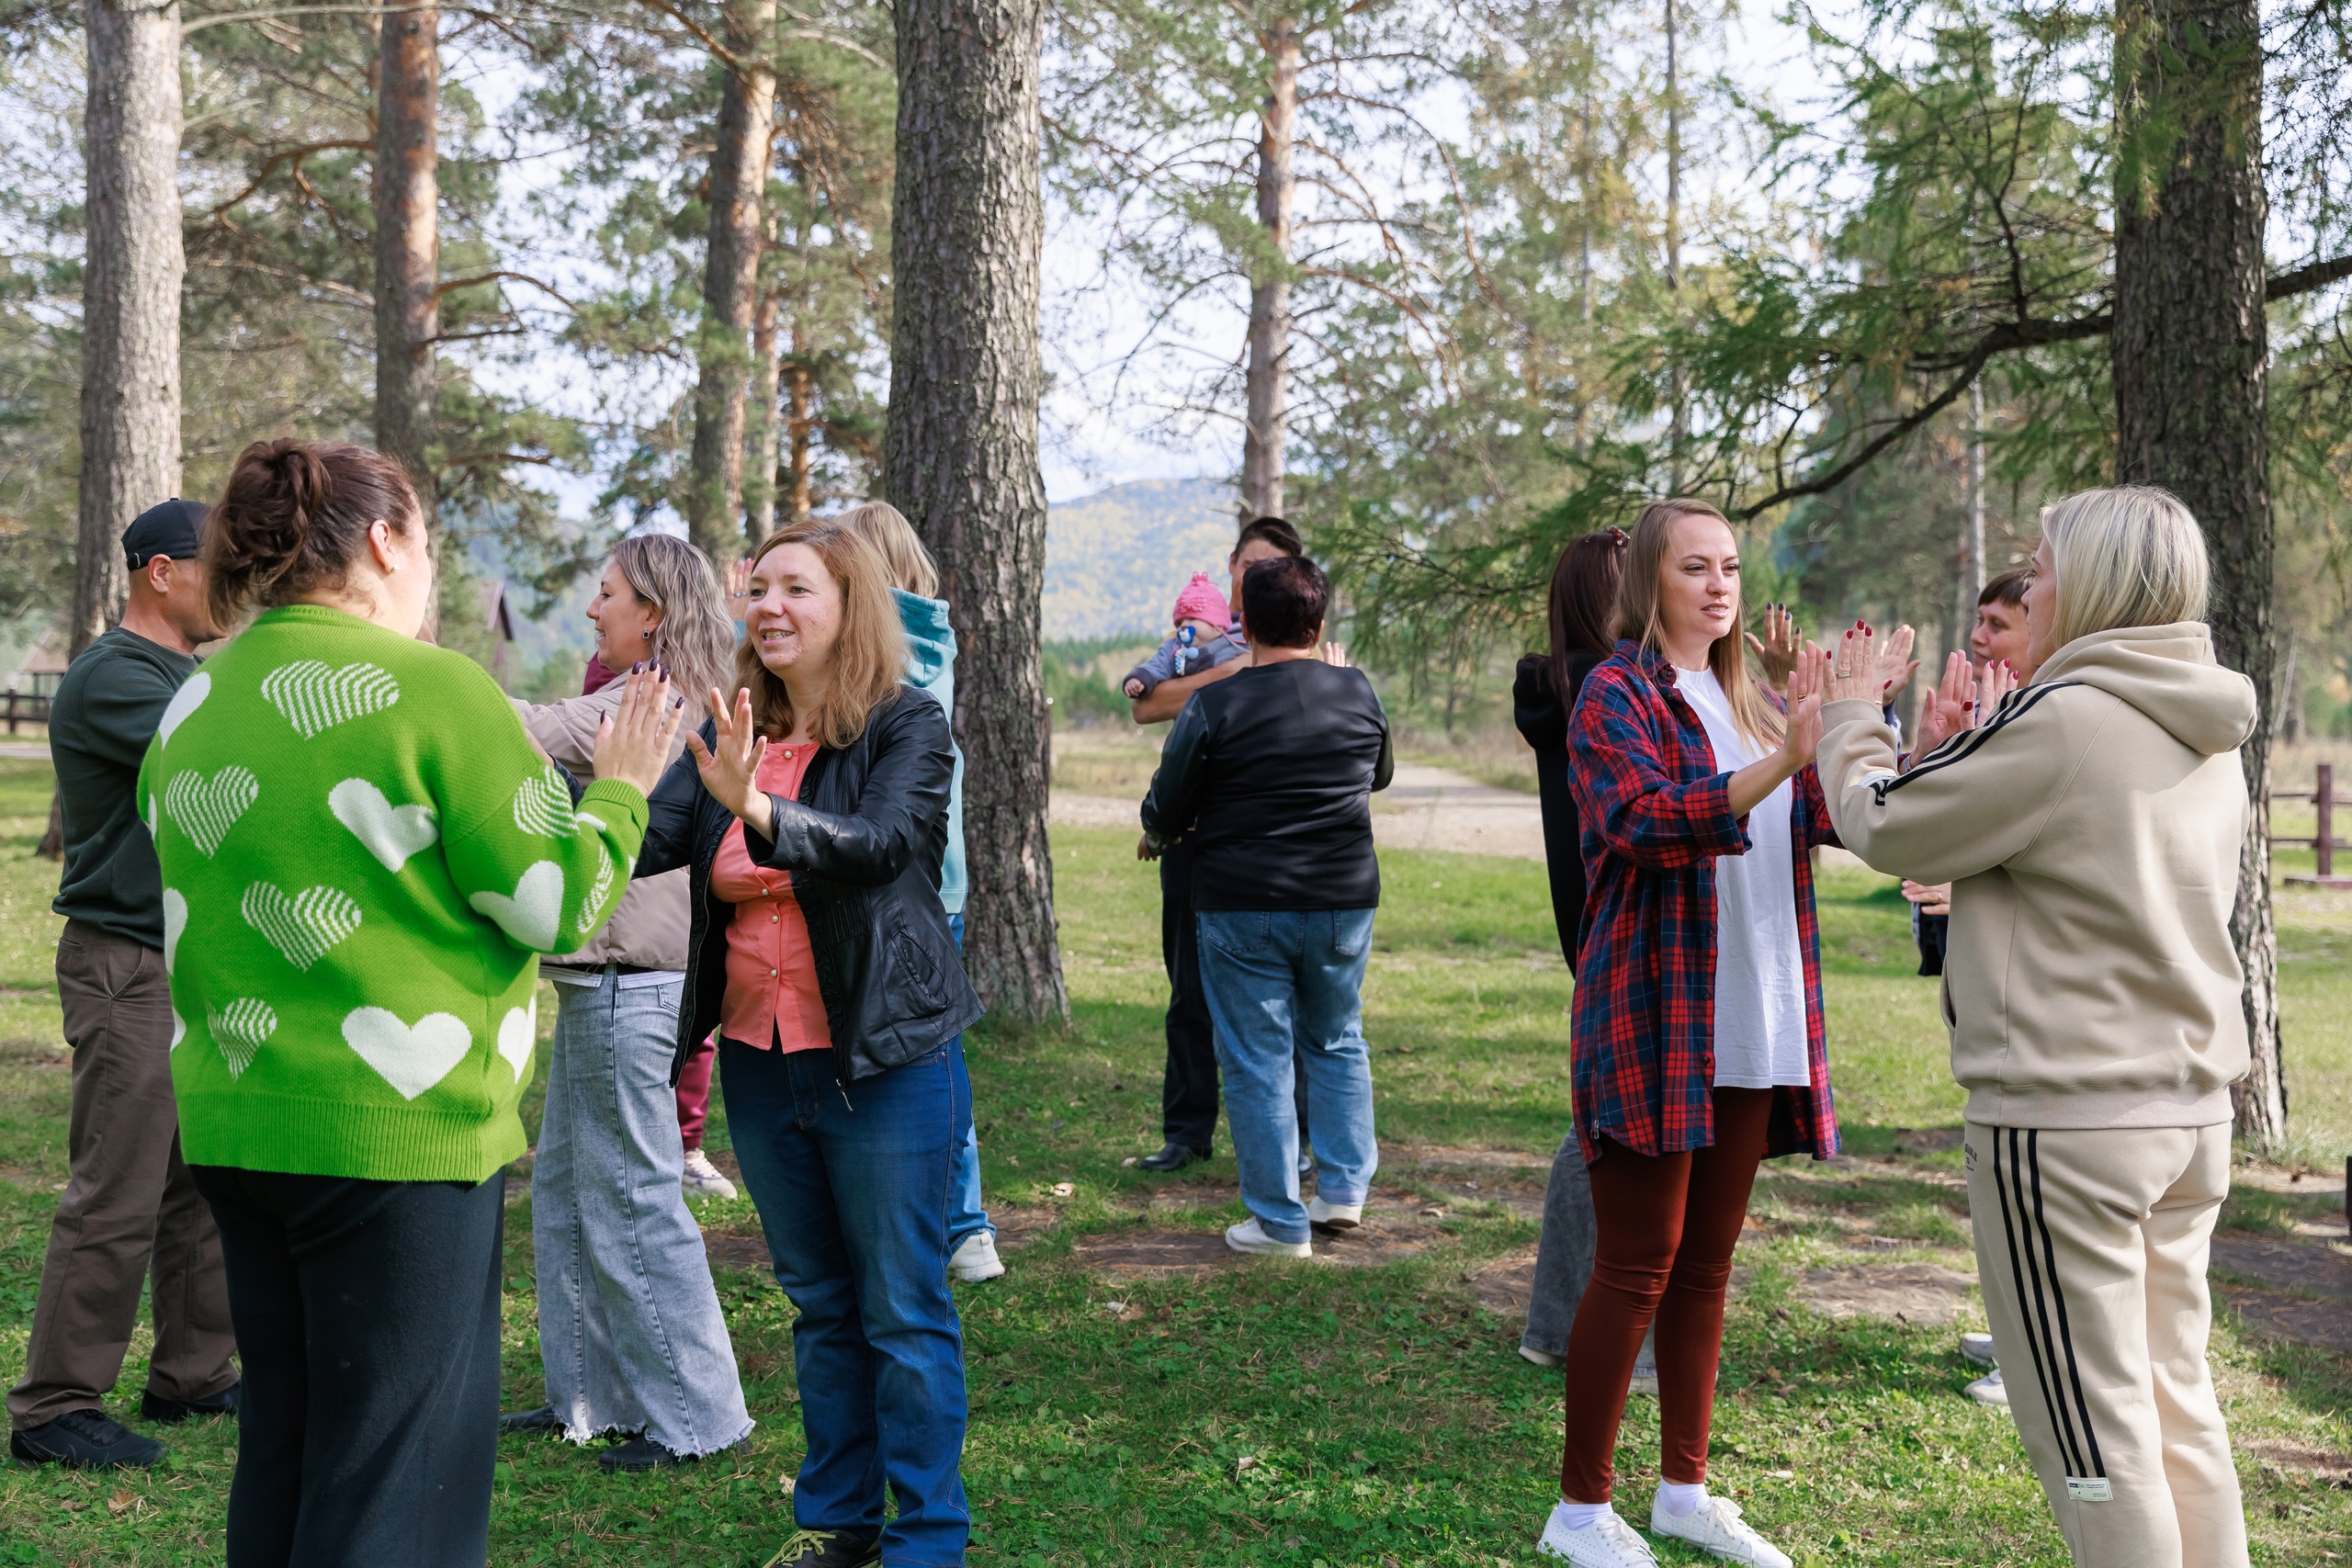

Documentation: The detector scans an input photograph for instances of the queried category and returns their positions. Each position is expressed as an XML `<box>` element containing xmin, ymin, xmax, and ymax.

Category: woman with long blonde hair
<box><xmin>635</xmin><ymin>516</ymin><xmax>980</xmax><ymax>1568</ymax></box>
<box><xmin>1538</xmin><ymin>499</ymin><xmax>1863</xmax><ymax>1568</ymax></box>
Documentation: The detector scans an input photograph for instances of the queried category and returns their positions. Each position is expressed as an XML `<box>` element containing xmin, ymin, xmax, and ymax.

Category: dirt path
<box><xmin>1050</xmin><ymin>761</ymin><xmax>1547</xmax><ymax>860</ymax></box>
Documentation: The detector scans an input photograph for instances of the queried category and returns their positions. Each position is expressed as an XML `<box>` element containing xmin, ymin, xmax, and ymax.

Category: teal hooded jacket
<box><xmin>893</xmin><ymin>588</ymin><xmax>967</xmax><ymax>915</ymax></box>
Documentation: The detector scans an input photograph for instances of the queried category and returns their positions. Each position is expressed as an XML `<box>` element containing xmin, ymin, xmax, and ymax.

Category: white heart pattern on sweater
<box><xmin>163</xmin><ymin>888</ymin><xmax>187</xmax><ymax>975</ymax></box>
<box><xmin>329</xmin><ymin>778</ymin><xmax>440</xmax><ymax>873</ymax></box>
<box><xmin>496</xmin><ymin>1000</ymin><xmax>535</xmax><ymax>1081</ymax></box>
<box><xmin>510</xmin><ymin>769</ymin><xmax>577</xmax><ymax>839</ymax></box>
<box><xmin>261</xmin><ymin>660</ymin><xmax>401</xmax><ymax>739</ymax></box>
<box><xmin>241</xmin><ymin>882</ymin><xmax>362</xmax><ymax>970</ymax></box>
<box><xmin>579</xmin><ymin>843</ymin><xmax>616</xmax><ymax>938</ymax></box>
<box><xmin>157</xmin><ymin>671</ymin><xmax>209</xmax><ymax>748</ymax></box>
<box><xmin>164</xmin><ymin>766</ymin><xmax>258</xmax><ymax>856</ymax></box>
<box><xmin>469</xmin><ymin>861</ymin><xmax>563</xmax><ymax>951</ymax></box>
<box><xmin>170</xmin><ymin>1010</ymin><xmax>186</xmax><ymax>1050</ymax></box>
<box><xmin>342</xmin><ymin>1007</ymin><xmax>471</xmax><ymax>1100</ymax></box>
<box><xmin>209</xmin><ymin>997</ymin><xmax>277</xmax><ymax>1079</ymax></box>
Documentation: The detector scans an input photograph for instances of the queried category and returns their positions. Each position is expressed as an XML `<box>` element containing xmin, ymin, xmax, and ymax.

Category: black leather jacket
<box><xmin>637</xmin><ymin>686</ymin><xmax>983</xmax><ymax>1085</ymax></box>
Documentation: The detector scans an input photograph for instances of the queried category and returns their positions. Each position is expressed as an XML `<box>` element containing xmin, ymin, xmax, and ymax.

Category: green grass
<box><xmin>1</xmin><ymin>765</ymin><xmax>2348</xmax><ymax>1564</ymax></box>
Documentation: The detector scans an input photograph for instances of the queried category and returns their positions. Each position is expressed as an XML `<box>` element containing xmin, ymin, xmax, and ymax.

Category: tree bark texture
<box><xmin>745</xmin><ymin>273</ymin><xmax>782</xmax><ymax>541</ymax></box>
<box><xmin>1238</xmin><ymin>17</ymin><xmax>1298</xmax><ymax>525</ymax></box>
<box><xmin>785</xmin><ymin>336</ymin><xmax>814</xmax><ymax>524</ymax></box>
<box><xmin>2110</xmin><ymin>0</ymin><xmax>2281</xmax><ymax>1146</ymax></box>
<box><xmin>686</xmin><ymin>0</ymin><xmax>776</xmax><ymax>560</ymax></box>
<box><xmin>75</xmin><ymin>0</ymin><xmax>183</xmax><ymax>659</ymax></box>
<box><xmin>886</xmin><ymin>0</ymin><xmax>1066</xmax><ymax>1021</ymax></box>
<box><xmin>373</xmin><ymin>3</ymin><xmax>439</xmax><ymax>528</ymax></box>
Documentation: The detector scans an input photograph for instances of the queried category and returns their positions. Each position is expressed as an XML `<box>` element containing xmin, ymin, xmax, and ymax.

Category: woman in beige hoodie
<box><xmin>1807</xmin><ymin>487</ymin><xmax>2256</xmax><ymax>1568</ymax></box>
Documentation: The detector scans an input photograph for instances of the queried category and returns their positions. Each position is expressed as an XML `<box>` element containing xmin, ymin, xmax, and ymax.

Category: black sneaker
<box><xmin>597</xmin><ymin>1434</ymin><xmax>696</xmax><ymax>1472</ymax></box>
<box><xmin>1137</xmin><ymin>1142</ymin><xmax>1207</xmax><ymax>1172</ymax></box>
<box><xmin>141</xmin><ymin>1382</ymin><xmax>239</xmax><ymax>1425</ymax></box>
<box><xmin>500</xmin><ymin>1405</ymin><xmax>563</xmax><ymax>1433</ymax></box>
<box><xmin>763</xmin><ymin>1528</ymin><xmax>883</xmax><ymax>1568</ymax></box>
<box><xmin>9</xmin><ymin>1409</ymin><xmax>166</xmax><ymax>1469</ymax></box>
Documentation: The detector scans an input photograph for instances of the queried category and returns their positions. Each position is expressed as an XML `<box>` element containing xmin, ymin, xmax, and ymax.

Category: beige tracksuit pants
<box><xmin>1963</xmin><ymin>1122</ymin><xmax>2249</xmax><ymax>1568</ymax></box>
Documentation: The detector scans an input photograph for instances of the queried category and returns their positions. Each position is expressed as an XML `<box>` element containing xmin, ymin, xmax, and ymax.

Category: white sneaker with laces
<box><xmin>1648</xmin><ymin>1492</ymin><xmax>1793</xmax><ymax>1568</ymax></box>
<box><xmin>1535</xmin><ymin>1504</ymin><xmax>1658</xmax><ymax>1566</ymax></box>
<box><xmin>1224</xmin><ymin>1219</ymin><xmax>1312</xmax><ymax>1258</ymax></box>
<box><xmin>949</xmin><ymin>1230</ymin><xmax>1006</xmax><ymax>1282</ymax></box>
<box><xmin>1306</xmin><ymin>1196</ymin><xmax>1362</xmax><ymax>1230</ymax></box>
<box><xmin>1960</xmin><ymin>1332</ymin><xmax>1996</xmax><ymax>1367</ymax></box>
<box><xmin>1964</xmin><ymin>1366</ymin><xmax>2007</xmax><ymax>1406</ymax></box>
<box><xmin>681</xmin><ymin>1149</ymin><xmax>738</xmax><ymax>1201</ymax></box>
<box><xmin>1519</xmin><ymin>1343</ymin><xmax>1565</xmax><ymax>1369</ymax></box>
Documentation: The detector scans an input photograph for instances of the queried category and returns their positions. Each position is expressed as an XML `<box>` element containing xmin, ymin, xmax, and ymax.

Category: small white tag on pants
<box><xmin>2065</xmin><ymin>1477</ymin><xmax>2113</xmax><ymax>1503</ymax></box>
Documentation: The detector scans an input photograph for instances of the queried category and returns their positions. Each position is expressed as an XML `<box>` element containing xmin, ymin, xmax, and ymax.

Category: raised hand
<box><xmin>1978</xmin><ymin>656</ymin><xmax>2019</xmax><ymax>715</ymax></box>
<box><xmin>1322</xmin><ymin>640</ymin><xmax>1351</xmax><ymax>668</ymax></box>
<box><xmin>591</xmin><ymin>666</ymin><xmax>686</xmax><ymax>797</ymax></box>
<box><xmin>725</xmin><ymin>557</ymin><xmax>754</xmax><ymax>608</ymax></box>
<box><xmin>1745</xmin><ymin>603</ymin><xmax>1801</xmax><ymax>693</ymax></box>
<box><xmin>1912</xmin><ymin>652</ymin><xmax>1975</xmax><ymax>759</ymax></box>
<box><xmin>1780</xmin><ymin>643</ymin><xmax>1828</xmax><ymax>768</ymax></box>
<box><xmin>1868</xmin><ymin>623</ymin><xmax>1920</xmax><ymax>704</ymax></box>
<box><xmin>684</xmin><ymin>686</ymin><xmax>772</xmax><ymax>832</ymax></box>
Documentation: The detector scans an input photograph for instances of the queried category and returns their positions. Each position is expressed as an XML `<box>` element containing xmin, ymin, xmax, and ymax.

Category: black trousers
<box><xmin>1159</xmin><ymin>845</ymin><xmax>1309</xmax><ymax>1155</ymax></box>
<box><xmin>190</xmin><ymin>1166</ymin><xmax>505</xmax><ymax>1568</ymax></box>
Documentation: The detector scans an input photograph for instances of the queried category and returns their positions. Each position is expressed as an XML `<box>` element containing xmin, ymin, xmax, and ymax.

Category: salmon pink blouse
<box><xmin>711</xmin><ymin>742</ymin><xmax>831</xmax><ymax>1055</ymax></box>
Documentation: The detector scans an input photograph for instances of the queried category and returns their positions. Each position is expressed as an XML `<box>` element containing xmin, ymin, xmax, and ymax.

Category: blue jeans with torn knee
<box><xmin>1194</xmin><ymin>908</ymin><xmax>1381</xmax><ymax>1245</ymax></box>
<box><xmin>721</xmin><ymin>1040</ymin><xmax>969</xmax><ymax>1565</ymax></box>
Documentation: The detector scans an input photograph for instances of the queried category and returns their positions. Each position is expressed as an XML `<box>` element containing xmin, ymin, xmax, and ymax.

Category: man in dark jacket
<box><xmin>1140</xmin><ymin>556</ymin><xmax>1393</xmax><ymax>1257</ymax></box>
<box><xmin>9</xmin><ymin>500</ymin><xmax>239</xmax><ymax>1468</ymax></box>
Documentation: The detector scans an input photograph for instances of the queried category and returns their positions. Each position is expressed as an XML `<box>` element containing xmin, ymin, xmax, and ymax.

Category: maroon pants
<box><xmin>1558</xmin><ymin>1087</ymin><xmax>1774</xmax><ymax>1502</ymax></box>
<box><xmin>674</xmin><ymin>1033</ymin><xmax>716</xmax><ymax>1152</ymax></box>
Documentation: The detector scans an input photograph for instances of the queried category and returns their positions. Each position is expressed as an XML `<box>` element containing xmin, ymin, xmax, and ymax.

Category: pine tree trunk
<box><xmin>785</xmin><ymin>342</ymin><xmax>813</xmax><ymax>525</ymax></box>
<box><xmin>686</xmin><ymin>0</ymin><xmax>776</xmax><ymax>559</ymax></box>
<box><xmin>887</xmin><ymin>0</ymin><xmax>1066</xmax><ymax>1021</ymax></box>
<box><xmin>75</xmin><ymin>0</ymin><xmax>183</xmax><ymax>660</ymax></box>
<box><xmin>1238</xmin><ymin>18</ymin><xmax>1298</xmax><ymax>524</ymax></box>
<box><xmin>745</xmin><ymin>276</ymin><xmax>781</xmax><ymax>542</ymax></box>
<box><xmin>2111</xmin><ymin>0</ymin><xmax>2281</xmax><ymax>1147</ymax></box>
<box><xmin>373</xmin><ymin>3</ymin><xmax>439</xmax><ymax>529</ymax></box>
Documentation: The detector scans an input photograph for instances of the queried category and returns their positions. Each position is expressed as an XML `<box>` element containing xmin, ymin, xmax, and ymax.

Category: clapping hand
<box><xmin>1780</xmin><ymin>643</ymin><xmax>1830</xmax><ymax>768</ymax></box>
<box><xmin>725</xmin><ymin>557</ymin><xmax>754</xmax><ymax>606</ymax></box>
<box><xmin>1825</xmin><ymin>622</ymin><xmax>1919</xmax><ymax>707</ymax></box>
<box><xmin>684</xmin><ymin>686</ymin><xmax>774</xmax><ymax>835</ymax></box>
<box><xmin>1912</xmin><ymin>652</ymin><xmax>2019</xmax><ymax>761</ymax></box>
<box><xmin>591</xmin><ymin>666</ymin><xmax>687</xmax><ymax>797</ymax></box>
<box><xmin>1746</xmin><ymin>604</ymin><xmax>1802</xmax><ymax>693</ymax></box>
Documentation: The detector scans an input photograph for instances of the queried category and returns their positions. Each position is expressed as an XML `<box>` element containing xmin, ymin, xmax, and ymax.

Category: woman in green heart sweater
<box><xmin>141</xmin><ymin>438</ymin><xmax>683</xmax><ymax>1567</ymax></box>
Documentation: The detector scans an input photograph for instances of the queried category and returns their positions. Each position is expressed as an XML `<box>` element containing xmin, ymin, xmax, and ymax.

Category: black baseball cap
<box><xmin>122</xmin><ymin>498</ymin><xmax>207</xmax><ymax>570</ymax></box>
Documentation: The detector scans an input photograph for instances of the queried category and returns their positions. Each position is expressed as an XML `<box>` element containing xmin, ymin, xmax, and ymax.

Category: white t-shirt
<box><xmin>1674</xmin><ymin>666</ymin><xmax>1812</xmax><ymax>1089</ymax></box>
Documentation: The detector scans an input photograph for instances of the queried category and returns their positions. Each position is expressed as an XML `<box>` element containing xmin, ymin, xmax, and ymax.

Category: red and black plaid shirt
<box><xmin>1566</xmin><ymin>642</ymin><xmax>1841</xmax><ymax>1164</ymax></box>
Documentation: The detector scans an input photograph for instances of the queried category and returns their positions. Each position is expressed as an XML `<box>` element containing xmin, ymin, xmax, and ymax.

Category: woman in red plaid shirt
<box><xmin>1536</xmin><ymin>500</ymin><xmax>1873</xmax><ymax>1568</ymax></box>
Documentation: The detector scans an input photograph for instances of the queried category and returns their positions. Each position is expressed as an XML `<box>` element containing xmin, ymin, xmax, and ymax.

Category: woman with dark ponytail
<box><xmin>149</xmin><ymin>439</ymin><xmax>683</xmax><ymax>1565</ymax></box>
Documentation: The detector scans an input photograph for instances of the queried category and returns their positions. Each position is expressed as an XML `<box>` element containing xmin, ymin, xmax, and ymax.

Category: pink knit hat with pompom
<box><xmin>1170</xmin><ymin>571</ymin><xmax>1231</xmax><ymax>630</ymax></box>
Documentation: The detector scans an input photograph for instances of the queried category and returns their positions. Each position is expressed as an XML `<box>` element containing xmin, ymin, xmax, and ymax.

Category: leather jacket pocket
<box><xmin>887</xmin><ymin>924</ymin><xmax>950</xmax><ymax>1015</ymax></box>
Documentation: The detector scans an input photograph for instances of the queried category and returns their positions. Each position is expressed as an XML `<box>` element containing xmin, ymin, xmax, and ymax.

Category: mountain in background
<box><xmin>1045</xmin><ymin>477</ymin><xmax>1235</xmax><ymax>641</ymax></box>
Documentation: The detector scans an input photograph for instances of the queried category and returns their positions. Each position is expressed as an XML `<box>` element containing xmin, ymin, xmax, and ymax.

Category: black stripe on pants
<box><xmin>191</xmin><ymin>1165</ymin><xmax>506</xmax><ymax>1568</ymax></box>
<box><xmin>1992</xmin><ymin>1128</ymin><xmax>2106</xmax><ymax>1481</ymax></box>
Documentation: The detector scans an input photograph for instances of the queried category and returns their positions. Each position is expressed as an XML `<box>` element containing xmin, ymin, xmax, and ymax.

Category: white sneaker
<box><xmin>949</xmin><ymin>1230</ymin><xmax>1006</xmax><ymax>1283</ymax></box>
<box><xmin>1964</xmin><ymin>1367</ymin><xmax>2007</xmax><ymax>1406</ymax></box>
<box><xmin>1960</xmin><ymin>1332</ymin><xmax>1996</xmax><ymax>1367</ymax></box>
<box><xmin>1648</xmin><ymin>1493</ymin><xmax>1793</xmax><ymax>1568</ymax></box>
<box><xmin>681</xmin><ymin>1149</ymin><xmax>738</xmax><ymax>1201</ymax></box>
<box><xmin>1224</xmin><ymin>1219</ymin><xmax>1312</xmax><ymax>1258</ymax></box>
<box><xmin>1519</xmin><ymin>1343</ymin><xmax>1565</xmax><ymax>1369</ymax></box>
<box><xmin>1306</xmin><ymin>1195</ymin><xmax>1363</xmax><ymax>1230</ymax></box>
<box><xmin>1536</xmin><ymin>1503</ymin><xmax>1658</xmax><ymax>1566</ymax></box>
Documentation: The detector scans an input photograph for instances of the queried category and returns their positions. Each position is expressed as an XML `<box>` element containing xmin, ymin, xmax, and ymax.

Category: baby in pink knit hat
<box><xmin>1122</xmin><ymin>572</ymin><xmax>1246</xmax><ymax>698</ymax></box>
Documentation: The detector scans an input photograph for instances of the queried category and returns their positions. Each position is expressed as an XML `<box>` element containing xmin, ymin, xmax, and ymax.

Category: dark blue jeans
<box><xmin>720</xmin><ymin>1040</ymin><xmax>970</xmax><ymax>1566</ymax></box>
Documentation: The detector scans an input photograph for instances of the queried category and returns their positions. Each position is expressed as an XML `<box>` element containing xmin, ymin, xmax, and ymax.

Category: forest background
<box><xmin>2</xmin><ymin>0</ymin><xmax>2351</xmax><ymax>1144</ymax></box>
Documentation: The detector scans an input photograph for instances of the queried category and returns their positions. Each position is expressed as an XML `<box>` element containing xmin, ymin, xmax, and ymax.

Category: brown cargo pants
<box><xmin>6</xmin><ymin>919</ymin><xmax>237</xmax><ymax>1429</ymax></box>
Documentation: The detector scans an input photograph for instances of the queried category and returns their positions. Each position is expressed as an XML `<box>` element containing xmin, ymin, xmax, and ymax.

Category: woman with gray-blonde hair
<box><xmin>500</xmin><ymin>531</ymin><xmax>754</xmax><ymax>1472</ymax></box>
<box><xmin>1807</xmin><ymin>486</ymin><xmax>2256</xmax><ymax>1568</ymax></box>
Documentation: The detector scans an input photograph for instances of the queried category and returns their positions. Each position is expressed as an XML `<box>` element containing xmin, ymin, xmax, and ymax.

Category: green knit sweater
<box><xmin>139</xmin><ymin>604</ymin><xmax>650</xmax><ymax>1181</ymax></box>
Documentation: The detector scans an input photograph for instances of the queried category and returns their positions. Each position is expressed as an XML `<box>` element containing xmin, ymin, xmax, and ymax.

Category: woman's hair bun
<box><xmin>203</xmin><ymin>438</ymin><xmax>421</xmax><ymax>628</ymax></box>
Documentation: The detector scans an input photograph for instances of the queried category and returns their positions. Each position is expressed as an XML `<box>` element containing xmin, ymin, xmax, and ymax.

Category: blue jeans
<box><xmin>1193</xmin><ymin>908</ymin><xmax>1381</xmax><ymax>1245</ymax></box>
<box><xmin>720</xmin><ymin>1040</ymin><xmax>969</xmax><ymax>1566</ymax></box>
<box><xmin>534</xmin><ymin>971</ymin><xmax>752</xmax><ymax>1456</ymax></box>
<box><xmin>945</xmin><ymin>914</ymin><xmax>991</xmax><ymax>1247</ymax></box>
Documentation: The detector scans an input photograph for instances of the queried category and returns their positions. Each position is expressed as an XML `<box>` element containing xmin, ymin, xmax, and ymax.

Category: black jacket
<box><xmin>637</xmin><ymin>686</ymin><xmax>983</xmax><ymax>1084</ymax></box>
<box><xmin>51</xmin><ymin>628</ymin><xmax>198</xmax><ymax>947</ymax></box>
<box><xmin>1139</xmin><ymin>659</ymin><xmax>1394</xmax><ymax>911</ymax></box>
<box><xmin>1512</xmin><ymin>650</ymin><xmax>1602</xmax><ymax>972</ymax></box>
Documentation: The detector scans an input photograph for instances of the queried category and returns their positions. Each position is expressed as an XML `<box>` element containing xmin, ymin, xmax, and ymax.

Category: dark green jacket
<box><xmin>51</xmin><ymin>627</ymin><xmax>196</xmax><ymax>947</ymax></box>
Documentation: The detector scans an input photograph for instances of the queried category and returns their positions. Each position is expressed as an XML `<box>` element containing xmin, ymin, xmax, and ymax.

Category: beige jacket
<box><xmin>1817</xmin><ymin>624</ymin><xmax>2256</xmax><ymax>1131</ymax></box>
<box><xmin>514</xmin><ymin>684</ymin><xmax>691</xmax><ymax>972</ymax></box>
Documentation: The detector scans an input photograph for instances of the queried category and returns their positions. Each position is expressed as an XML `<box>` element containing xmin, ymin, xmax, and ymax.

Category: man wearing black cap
<box><xmin>8</xmin><ymin>499</ymin><xmax>240</xmax><ymax>1469</ymax></box>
